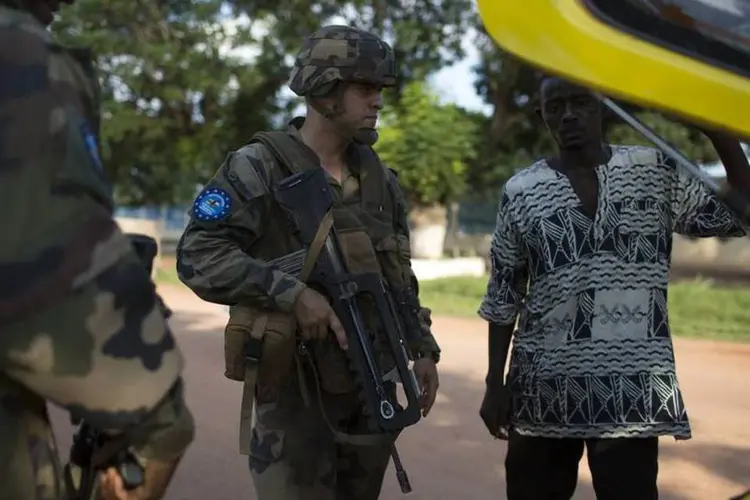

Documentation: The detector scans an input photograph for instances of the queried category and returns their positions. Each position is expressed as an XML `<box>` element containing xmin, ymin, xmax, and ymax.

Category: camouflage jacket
<box><xmin>0</xmin><ymin>6</ymin><xmax>193</xmax><ymax>499</ymax></box>
<box><xmin>177</xmin><ymin>119</ymin><xmax>441</xmax><ymax>357</ymax></box>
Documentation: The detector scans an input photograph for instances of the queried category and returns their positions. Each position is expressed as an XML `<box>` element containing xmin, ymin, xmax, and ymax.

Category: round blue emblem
<box><xmin>193</xmin><ymin>188</ymin><xmax>232</xmax><ymax>221</ymax></box>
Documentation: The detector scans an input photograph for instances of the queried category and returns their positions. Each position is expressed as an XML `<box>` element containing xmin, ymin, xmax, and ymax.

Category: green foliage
<box><xmin>374</xmin><ymin>81</ymin><xmax>477</xmax><ymax>207</ymax></box>
<box><xmin>52</xmin><ymin>0</ymin><xmax>473</xmax><ymax>206</ymax></box>
<box><xmin>50</xmin><ymin>1</ymin><xmax>721</xmax><ymax>207</ymax></box>
<box><xmin>53</xmin><ymin>0</ymin><xmax>258</xmax><ymax>205</ymax></box>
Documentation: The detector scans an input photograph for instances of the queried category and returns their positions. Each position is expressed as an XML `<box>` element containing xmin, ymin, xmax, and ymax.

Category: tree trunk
<box><xmin>408</xmin><ymin>204</ymin><xmax>447</xmax><ymax>259</ymax></box>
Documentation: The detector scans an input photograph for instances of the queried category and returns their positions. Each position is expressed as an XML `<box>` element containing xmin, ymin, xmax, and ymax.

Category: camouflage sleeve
<box><xmin>0</xmin><ymin>19</ymin><xmax>135</xmax><ymax>321</ymax></box>
<box><xmin>0</xmin><ymin>23</ymin><xmax>193</xmax><ymax>474</ymax></box>
<box><xmin>387</xmin><ymin>169</ymin><xmax>441</xmax><ymax>359</ymax></box>
<box><xmin>176</xmin><ymin>145</ymin><xmax>306</xmax><ymax>311</ymax></box>
<box><xmin>1</xmin><ymin>251</ymin><xmax>194</xmax><ymax>459</ymax></box>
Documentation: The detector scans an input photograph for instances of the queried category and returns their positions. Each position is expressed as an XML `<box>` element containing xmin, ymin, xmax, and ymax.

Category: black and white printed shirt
<box><xmin>478</xmin><ymin>145</ymin><xmax>745</xmax><ymax>439</ymax></box>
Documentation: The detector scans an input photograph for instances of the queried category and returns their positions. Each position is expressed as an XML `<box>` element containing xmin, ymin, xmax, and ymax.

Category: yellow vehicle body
<box><xmin>476</xmin><ymin>0</ymin><xmax>750</xmax><ymax>139</ymax></box>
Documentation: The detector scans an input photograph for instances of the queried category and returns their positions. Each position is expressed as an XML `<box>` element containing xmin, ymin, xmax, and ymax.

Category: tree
<box><xmin>53</xmin><ymin>0</ymin><xmax>259</xmax><ymax>206</ymax></box>
<box><xmin>375</xmin><ymin>81</ymin><xmax>476</xmax><ymax>207</ymax></box>
<box><xmin>53</xmin><ymin>0</ymin><xmax>474</xmax><ymax>206</ymax></box>
<box><xmin>375</xmin><ymin>81</ymin><xmax>477</xmax><ymax>257</ymax></box>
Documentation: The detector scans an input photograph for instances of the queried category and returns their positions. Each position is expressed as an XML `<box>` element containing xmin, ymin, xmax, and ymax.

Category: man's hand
<box><xmin>98</xmin><ymin>468</ymin><xmax>141</xmax><ymax>500</ymax></box>
<box><xmin>479</xmin><ymin>379</ymin><xmax>511</xmax><ymax>440</ymax></box>
<box><xmin>413</xmin><ymin>357</ymin><xmax>439</xmax><ymax>417</ymax></box>
<box><xmin>293</xmin><ymin>287</ymin><xmax>347</xmax><ymax>350</ymax></box>
<box><xmin>98</xmin><ymin>458</ymin><xmax>183</xmax><ymax>500</ymax></box>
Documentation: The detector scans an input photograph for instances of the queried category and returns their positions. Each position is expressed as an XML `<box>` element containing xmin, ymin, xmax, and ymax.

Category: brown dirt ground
<box><xmin>50</xmin><ymin>284</ymin><xmax>750</xmax><ymax>499</ymax></box>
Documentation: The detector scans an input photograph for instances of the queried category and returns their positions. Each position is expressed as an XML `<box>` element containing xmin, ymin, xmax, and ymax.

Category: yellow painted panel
<box><xmin>477</xmin><ymin>0</ymin><xmax>750</xmax><ymax>139</ymax></box>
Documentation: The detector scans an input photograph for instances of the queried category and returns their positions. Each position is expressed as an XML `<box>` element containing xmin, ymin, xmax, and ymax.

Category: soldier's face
<box><xmin>25</xmin><ymin>0</ymin><xmax>74</xmax><ymax>26</ymax></box>
<box><xmin>339</xmin><ymin>82</ymin><xmax>384</xmax><ymax>130</ymax></box>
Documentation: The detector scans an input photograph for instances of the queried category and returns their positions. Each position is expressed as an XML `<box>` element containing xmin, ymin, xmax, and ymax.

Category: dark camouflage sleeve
<box><xmin>0</xmin><ymin>18</ymin><xmax>133</xmax><ymax>321</ymax></box>
<box><xmin>0</xmin><ymin>21</ymin><xmax>193</xmax><ymax>497</ymax></box>
<box><xmin>176</xmin><ymin>145</ymin><xmax>306</xmax><ymax>311</ymax></box>
<box><xmin>387</xmin><ymin>170</ymin><xmax>441</xmax><ymax>358</ymax></box>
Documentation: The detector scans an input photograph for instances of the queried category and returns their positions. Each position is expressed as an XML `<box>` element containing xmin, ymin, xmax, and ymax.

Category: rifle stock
<box><xmin>273</xmin><ymin>168</ymin><xmax>422</xmax><ymax>432</ymax></box>
<box><xmin>64</xmin><ymin>233</ymin><xmax>164</xmax><ymax>498</ymax></box>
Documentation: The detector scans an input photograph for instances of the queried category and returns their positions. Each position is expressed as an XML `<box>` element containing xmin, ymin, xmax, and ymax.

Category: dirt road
<box><xmin>50</xmin><ymin>285</ymin><xmax>750</xmax><ymax>499</ymax></box>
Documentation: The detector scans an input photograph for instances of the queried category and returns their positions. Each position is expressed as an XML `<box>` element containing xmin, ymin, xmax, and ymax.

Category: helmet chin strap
<box><xmin>308</xmin><ymin>83</ymin><xmax>379</xmax><ymax>146</ymax></box>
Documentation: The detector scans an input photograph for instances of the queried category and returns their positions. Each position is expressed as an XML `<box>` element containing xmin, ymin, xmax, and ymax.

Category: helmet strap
<box><xmin>307</xmin><ymin>82</ymin><xmax>378</xmax><ymax>146</ymax></box>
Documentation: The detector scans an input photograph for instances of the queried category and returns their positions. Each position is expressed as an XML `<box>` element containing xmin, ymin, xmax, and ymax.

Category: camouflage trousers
<box><xmin>249</xmin><ymin>364</ymin><xmax>397</xmax><ymax>500</ymax></box>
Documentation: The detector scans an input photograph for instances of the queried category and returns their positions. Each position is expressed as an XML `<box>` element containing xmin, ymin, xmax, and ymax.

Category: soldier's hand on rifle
<box><xmin>294</xmin><ymin>287</ymin><xmax>348</xmax><ymax>350</ymax></box>
<box><xmin>414</xmin><ymin>357</ymin><xmax>439</xmax><ymax>417</ymax></box>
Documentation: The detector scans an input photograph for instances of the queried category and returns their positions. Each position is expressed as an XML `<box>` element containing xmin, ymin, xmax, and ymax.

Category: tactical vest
<box><xmin>224</xmin><ymin>131</ymin><xmax>411</xmax><ymax>454</ymax></box>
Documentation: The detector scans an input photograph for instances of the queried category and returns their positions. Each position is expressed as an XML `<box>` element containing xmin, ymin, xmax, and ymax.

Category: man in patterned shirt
<box><xmin>477</xmin><ymin>76</ymin><xmax>750</xmax><ymax>500</ymax></box>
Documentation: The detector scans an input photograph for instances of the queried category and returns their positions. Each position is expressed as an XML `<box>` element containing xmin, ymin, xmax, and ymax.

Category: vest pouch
<box><xmin>374</xmin><ymin>234</ymin><xmax>411</xmax><ymax>285</ymax></box>
<box><xmin>311</xmin><ymin>228</ymin><xmax>381</xmax><ymax>394</ymax></box>
<box><xmin>336</xmin><ymin>227</ymin><xmax>382</xmax><ymax>274</ymax></box>
<box><xmin>224</xmin><ymin>305</ymin><xmax>297</xmax><ymax>388</ymax></box>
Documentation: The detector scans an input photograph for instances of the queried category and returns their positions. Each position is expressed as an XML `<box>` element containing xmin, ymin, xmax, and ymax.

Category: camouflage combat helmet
<box><xmin>289</xmin><ymin>25</ymin><xmax>396</xmax><ymax>98</ymax></box>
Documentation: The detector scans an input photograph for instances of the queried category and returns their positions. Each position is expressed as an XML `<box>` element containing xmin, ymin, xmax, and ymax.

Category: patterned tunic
<box><xmin>478</xmin><ymin>145</ymin><xmax>745</xmax><ymax>439</ymax></box>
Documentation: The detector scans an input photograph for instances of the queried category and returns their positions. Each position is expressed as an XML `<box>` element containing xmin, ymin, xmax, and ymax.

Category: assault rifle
<box><xmin>272</xmin><ymin>167</ymin><xmax>424</xmax><ymax>493</ymax></box>
<box><xmin>64</xmin><ymin>234</ymin><xmax>167</xmax><ymax>499</ymax></box>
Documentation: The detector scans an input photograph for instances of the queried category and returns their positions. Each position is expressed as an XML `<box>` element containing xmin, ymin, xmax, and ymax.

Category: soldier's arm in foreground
<box><xmin>176</xmin><ymin>146</ymin><xmax>307</xmax><ymax>311</ymax></box>
<box><xmin>0</xmin><ymin>26</ymin><xmax>193</xmax><ymax>500</ymax></box>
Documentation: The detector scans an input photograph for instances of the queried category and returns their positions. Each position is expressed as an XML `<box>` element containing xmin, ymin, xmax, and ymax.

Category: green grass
<box><xmin>155</xmin><ymin>266</ymin><xmax>750</xmax><ymax>342</ymax></box>
<box><xmin>155</xmin><ymin>267</ymin><xmax>183</xmax><ymax>286</ymax></box>
<box><xmin>418</xmin><ymin>276</ymin><xmax>490</xmax><ymax>318</ymax></box>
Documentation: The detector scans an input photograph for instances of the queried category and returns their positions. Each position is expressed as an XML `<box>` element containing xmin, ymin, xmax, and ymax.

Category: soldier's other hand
<box><xmin>479</xmin><ymin>380</ymin><xmax>511</xmax><ymax>440</ymax></box>
<box><xmin>294</xmin><ymin>287</ymin><xmax>348</xmax><ymax>350</ymax></box>
<box><xmin>414</xmin><ymin>357</ymin><xmax>439</xmax><ymax>417</ymax></box>
<box><xmin>98</xmin><ymin>468</ymin><xmax>142</xmax><ymax>500</ymax></box>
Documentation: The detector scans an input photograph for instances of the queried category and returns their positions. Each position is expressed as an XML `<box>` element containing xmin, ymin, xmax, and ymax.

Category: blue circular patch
<box><xmin>193</xmin><ymin>188</ymin><xmax>232</xmax><ymax>221</ymax></box>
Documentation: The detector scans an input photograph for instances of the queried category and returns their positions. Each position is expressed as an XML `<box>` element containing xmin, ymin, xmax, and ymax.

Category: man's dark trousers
<box><xmin>505</xmin><ymin>430</ymin><xmax>659</xmax><ymax>499</ymax></box>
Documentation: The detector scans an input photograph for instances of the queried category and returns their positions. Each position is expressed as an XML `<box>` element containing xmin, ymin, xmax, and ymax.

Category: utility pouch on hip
<box><xmin>224</xmin><ymin>305</ymin><xmax>297</xmax><ymax>385</ymax></box>
<box><xmin>229</xmin><ymin>305</ymin><xmax>297</xmax><ymax>455</ymax></box>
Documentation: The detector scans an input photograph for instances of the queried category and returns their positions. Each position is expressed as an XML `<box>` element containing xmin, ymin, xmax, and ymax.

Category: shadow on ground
<box><xmin>49</xmin><ymin>286</ymin><xmax>750</xmax><ymax>499</ymax></box>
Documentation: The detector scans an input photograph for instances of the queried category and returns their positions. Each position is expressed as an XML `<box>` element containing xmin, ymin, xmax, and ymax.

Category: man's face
<box><xmin>23</xmin><ymin>0</ymin><xmax>74</xmax><ymax>26</ymax></box>
<box><xmin>333</xmin><ymin>81</ymin><xmax>384</xmax><ymax>135</ymax></box>
<box><xmin>539</xmin><ymin>78</ymin><xmax>602</xmax><ymax>150</ymax></box>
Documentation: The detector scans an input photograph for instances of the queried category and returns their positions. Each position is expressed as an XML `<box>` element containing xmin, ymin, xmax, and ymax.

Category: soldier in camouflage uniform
<box><xmin>0</xmin><ymin>1</ymin><xmax>195</xmax><ymax>499</ymax></box>
<box><xmin>177</xmin><ymin>25</ymin><xmax>441</xmax><ymax>499</ymax></box>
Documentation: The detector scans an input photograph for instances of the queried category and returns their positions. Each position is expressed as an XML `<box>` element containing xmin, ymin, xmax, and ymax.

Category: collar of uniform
<box><xmin>286</xmin><ymin>116</ymin><xmax>362</xmax><ymax>175</ymax></box>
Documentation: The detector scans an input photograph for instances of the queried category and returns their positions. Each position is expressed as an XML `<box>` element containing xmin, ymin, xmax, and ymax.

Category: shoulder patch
<box><xmin>79</xmin><ymin>120</ymin><xmax>103</xmax><ymax>172</ymax></box>
<box><xmin>192</xmin><ymin>187</ymin><xmax>232</xmax><ymax>221</ymax></box>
